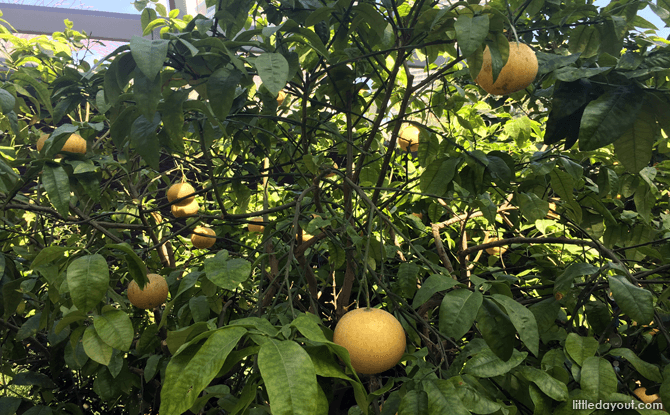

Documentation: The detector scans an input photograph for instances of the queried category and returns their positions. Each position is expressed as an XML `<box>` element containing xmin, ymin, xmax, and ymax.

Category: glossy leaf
<box><xmin>93</xmin><ymin>308</ymin><xmax>134</xmax><ymax>352</ymax></box>
<box><xmin>129</xmin><ymin>36</ymin><xmax>169</xmax><ymax>81</ymax></box>
<box><xmin>42</xmin><ymin>164</ymin><xmax>70</xmax><ymax>218</ymax></box>
<box><xmin>439</xmin><ymin>289</ymin><xmax>482</xmax><ymax>340</ymax></box>
<box><xmin>608</xmin><ymin>275</ymin><xmax>654</xmax><ymax>325</ymax></box>
<box><xmin>517</xmin><ymin>366</ymin><xmax>569</xmax><ymax>401</ymax></box>
<box><xmin>476</xmin><ymin>298</ymin><xmax>516</xmax><ymax>361</ymax></box>
<box><xmin>454</xmin><ymin>14</ymin><xmax>489</xmax><ymax>58</ymax></box>
<box><xmin>578</xmin><ymin>85</ymin><xmax>645</xmax><ymax>151</ymax></box>
<box><xmin>257</xmin><ymin>339</ymin><xmax>318</xmax><ymax>414</ymax></box>
<box><xmin>255</xmin><ymin>53</ymin><xmax>289</xmax><ymax>97</ymax></box>
<box><xmin>564</xmin><ymin>333</ymin><xmax>599</xmax><ymax>367</ymax></box>
<box><xmin>463</xmin><ymin>348</ymin><xmax>527</xmax><ymax>377</ymax></box>
<box><xmin>580</xmin><ymin>356</ymin><xmax>618</xmax><ymax>399</ymax></box>
<box><xmin>607</xmin><ymin>348</ymin><xmax>663</xmax><ymax>383</ymax></box>
<box><xmin>66</xmin><ymin>254</ymin><xmax>109</xmax><ymax>313</ymax></box>
<box><xmin>160</xmin><ymin>327</ymin><xmax>246</xmax><ymax>415</ymax></box>
<box><xmin>492</xmin><ymin>294</ymin><xmax>540</xmax><ymax>357</ymax></box>
<box><xmin>613</xmin><ymin>109</ymin><xmax>656</xmax><ymax>174</ymax></box>
<box><xmin>205</xmin><ymin>250</ymin><xmax>252</xmax><ymax>290</ymax></box>
<box><xmin>82</xmin><ymin>326</ymin><xmax>113</xmax><ymax>366</ymax></box>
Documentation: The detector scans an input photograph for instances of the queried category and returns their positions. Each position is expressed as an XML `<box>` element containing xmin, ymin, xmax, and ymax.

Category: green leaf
<box><xmin>103</xmin><ymin>52</ymin><xmax>136</xmax><ymax>107</ymax></box>
<box><xmin>564</xmin><ymin>333</ymin><xmax>599</xmax><ymax>366</ymax></box>
<box><xmin>568</xmin><ymin>25</ymin><xmax>601</xmax><ymax>58</ymax></box>
<box><xmin>16</xmin><ymin>314</ymin><xmax>41</xmax><ymax>341</ymax></box>
<box><xmin>454</xmin><ymin>14</ymin><xmax>489</xmax><ymax>58</ymax></box>
<box><xmin>554</xmin><ymin>263</ymin><xmax>599</xmax><ymax>300</ymax></box>
<box><xmin>420</xmin><ymin>158</ymin><xmax>460</xmax><ymax>196</ymax></box>
<box><xmin>11</xmin><ymin>72</ymin><xmax>54</xmax><ymax>118</ymax></box>
<box><xmin>66</xmin><ymin>254</ymin><xmax>110</xmax><ymax>313</ymax></box>
<box><xmin>106</xmin><ymin>243</ymin><xmax>148</xmax><ymax>288</ymax></box>
<box><xmin>255</xmin><ymin>53</ymin><xmax>289</xmax><ymax>97</ymax></box>
<box><xmin>204</xmin><ymin>250</ymin><xmax>252</xmax><ymax>290</ymax></box>
<box><xmin>634</xmin><ymin>181</ymin><xmax>655</xmax><ymax>224</ymax></box>
<box><xmin>133</xmin><ymin>68</ymin><xmax>162</xmax><ymax>120</ymax></box>
<box><xmin>291</xmin><ymin>314</ymin><xmax>329</xmax><ymax>343</ymax></box>
<box><xmin>423</xmin><ymin>380</ymin><xmax>471</xmax><ymax>415</ymax></box>
<box><xmin>608</xmin><ymin>275</ymin><xmax>654</xmax><ymax>325</ymax></box>
<box><xmin>160</xmin><ymin>327</ymin><xmax>246</xmax><ymax>415</ymax></box>
<box><xmin>518</xmin><ymin>192</ymin><xmax>549</xmax><ymax>223</ymax></box>
<box><xmin>42</xmin><ymin>164</ymin><xmax>70</xmax><ymax>218</ymax></box>
<box><xmin>129</xmin><ymin>112</ymin><xmax>161</xmax><ymax>170</ymax></box>
<box><xmin>463</xmin><ymin>348</ymin><xmax>527</xmax><ymax>377</ymax></box>
<box><xmin>82</xmin><ymin>325</ymin><xmax>113</xmax><ymax>366</ymax></box>
<box><xmin>517</xmin><ymin>366</ymin><xmax>569</xmax><ymax>401</ymax></box>
<box><xmin>578</xmin><ymin>85</ymin><xmax>645</xmax><ymax>151</ymax></box>
<box><xmin>129</xmin><ymin>36</ymin><xmax>169</xmax><ymax>81</ymax></box>
<box><xmin>607</xmin><ymin>348</ymin><xmax>663</xmax><ymax>383</ymax></box>
<box><xmin>412</xmin><ymin>274</ymin><xmax>459</xmax><ymax>309</ymax></box>
<box><xmin>439</xmin><ymin>289</ymin><xmax>483</xmax><ymax>340</ymax></box>
<box><xmin>258</xmin><ymin>339</ymin><xmax>318</xmax><ymax>414</ymax></box>
<box><xmin>207</xmin><ymin>66</ymin><xmax>242</xmax><ymax>120</ymax></box>
<box><xmin>0</xmin><ymin>88</ymin><xmax>15</xmax><ymax>114</ymax></box>
<box><xmin>31</xmin><ymin>246</ymin><xmax>69</xmax><ymax>269</ymax></box>
<box><xmin>549</xmin><ymin>169</ymin><xmax>582</xmax><ymax>223</ymax></box>
<box><xmin>492</xmin><ymin>294</ymin><xmax>540</xmax><ymax>357</ymax></box>
<box><xmin>93</xmin><ymin>308</ymin><xmax>134</xmax><ymax>352</ymax></box>
<box><xmin>613</xmin><ymin>109</ymin><xmax>656</xmax><ymax>174</ymax></box>
<box><xmin>476</xmin><ymin>298</ymin><xmax>516</xmax><ymax>361</ymax></box>
<box><xmin>580</xmin><ymin>356</ymin><xmax>618</xmax><ymax>399</ymax></box>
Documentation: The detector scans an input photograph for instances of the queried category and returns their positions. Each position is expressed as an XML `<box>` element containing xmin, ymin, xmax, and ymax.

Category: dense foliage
<box><xmin>0</xmin><ymin>0</ymin><xmax>670</xmax><ymax>414</ymax></box>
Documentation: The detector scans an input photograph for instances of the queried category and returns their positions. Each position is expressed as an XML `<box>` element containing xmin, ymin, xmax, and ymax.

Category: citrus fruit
<box><xmin>634</xmin><ymin>387</ymin><xmax>661</xmax><ymax>405</ymax></box>
<box><xmin>167</xmin><ymin>182</ymin><xmax>196</xmax><ymax>204</ymax></box>
<box><xmin>398</xmin><ymin>125</ymin><xmax>420</xmax><ymax>152</ymax></box>
<box><xmin>484</xmin><ymin>236</ymin><xmax>507</xmax><ymax>255</ymax></box>
<box><xmin>127</xmin><ymin>273</ymin><xmax>169</xmax><ymax>309</ymax></box>
<box><xmin>475</xmin><ymin>42</ymin><xmax>538</xmax><ymax>95</ymax></box>
<box><xmin>37</xmin><ymin>133</ymin><xmax>87</xmax><ymax>155</ymax></box>
<box><xmin>277</xmin><ymin>90</ymin><xmax>287</xmax><ymax>105</ymax></box>
<box><xmin>332</xmin><ymin>307</ymin><xmax>406</xmax><ymax>375</ymax></box>
<box><xmin>171</xmin><ymin>199</ymin><xmax>199</xmax><ymax>218</ymax></box>
<box><xmin>248</xmin><ymin>217</ymin><xmax>265</xmax><ymax>233</ymax></box>
<box><xmin>191</xmin><ymin>225</ymin><xmax>216</xmax><ymax>249</ymax></box>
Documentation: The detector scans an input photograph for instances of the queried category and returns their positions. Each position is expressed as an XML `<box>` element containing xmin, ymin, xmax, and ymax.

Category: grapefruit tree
<box><xmin>0</xmin><ymin>0</ymin><xmax>668</xmax><ymax>414</ymax></box>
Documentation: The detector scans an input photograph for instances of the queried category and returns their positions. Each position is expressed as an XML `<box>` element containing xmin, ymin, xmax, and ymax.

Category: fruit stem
<box><xmin>360</xmin><ymin>206</ymin><xmax>375</xmax><ymax>310</ymax></box>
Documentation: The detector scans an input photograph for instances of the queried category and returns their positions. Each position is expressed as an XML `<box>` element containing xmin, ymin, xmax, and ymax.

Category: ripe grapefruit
<box><xmin>191</xmin><ymin>225</ymin><xmax>216</xmax><ymax>248</ymax></box>
<box><xmin>476</xmin><ymin>42</ymin><xmax>538</xmax><ymax>95</ymax></box>
<box><xmin>248</xmin><ymin>217</ymin><xmax>265</xmax><ymax>233</ymax></box>
<box><xmin>332</xmin><ymin>307</ymin><xmax>406</xmax><ymax>375</ymax></box>
<box><xmin>277</xmin><ymin>90</ymin><xmax>287</xmax><ymax>105</ymax></box>
<box><xmin>171</xmin><ymin>199</ymin><xmax>199</xmax><ymax>218</ymax></box>
<box><xmin>484</xmin><ymin>236</ymin><xmax>507</xmax><ymax>255</ymax></box>
<box><xmin>37</xmin><ymin>133</ymin><xmax>87</xmax><ymax>155</ymax></box>
<box><xmin>167</xmin><ymin>182</ymin><xmax>196</xmax><ymax>204</ymax></box>
<box><xmin>398</xmin><ymin>125</ymin><xmax>420</xmax><ymax>152</ymax></box>
<box><xmin>127</xmin><ymin>273</ymin><xmax>169</xmax><ymax>309</ymax></box>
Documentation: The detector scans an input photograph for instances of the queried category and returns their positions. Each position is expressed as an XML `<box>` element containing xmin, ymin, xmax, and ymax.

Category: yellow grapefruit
<box><xmin>171</xmin><ymin>200</ymin><xmax>199</xmax><ymax>218</ymax></box>
<box><xmin>167</xmin><ymin>182</ymin><xmax>196</xmax><ymax>204</ymax></box>
<box><xmin>191</xmin><ymin>225</ymin><xmax>216</xmax><ymax>249</ymax></box>
<box><xmin>476</xmin><ymin>42</ymin><xmax>538</xmax><ymax>95</ymax></box>
<box><xmin>127</xmin><ymin>273</ymin><xmax>169</xmax><ymax>309</ymax></box>
<box><xmin>248</xmin><ymin>217</ymin><xmax>265</xmax><ymax>233</ymax></box>
<box><xmin>398</xmin><ymin>125</ymin><xmax>420</xmax><ymax>152</ymax></box>
<box><xmin>332</xmin><ymin>307</ymin><xmax>406</xmax><ymax>375</ymax></box>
